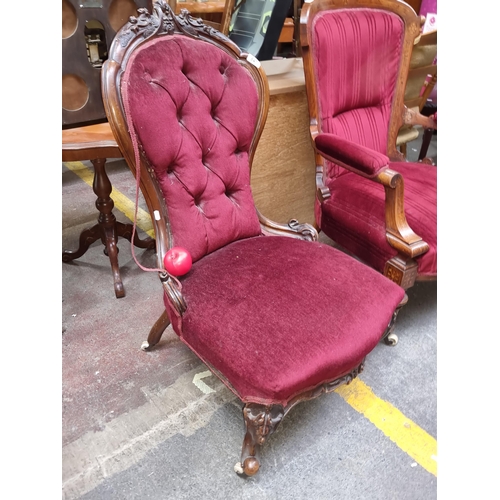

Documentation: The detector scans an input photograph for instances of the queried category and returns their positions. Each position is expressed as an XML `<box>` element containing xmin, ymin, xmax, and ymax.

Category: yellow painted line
<box><xmin>336</xmin><ymin>378</ymin><xmax>437</xmax><ymax>476</ymax></box>
<box><xmin>64</xmin><ymin>161</ymin><xmax>155</xmax><ymax>238</ymax></box>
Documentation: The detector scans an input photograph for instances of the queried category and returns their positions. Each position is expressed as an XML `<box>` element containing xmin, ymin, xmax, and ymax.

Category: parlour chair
<box><xmin>101</xmin><ymin>0</ymin><xmax>407</xmax><ymax>477</ymax></box>
<box><xmin>300</xmin><ymin>0</ymin><xmax>437</xmax><ymax>297</ymax></box>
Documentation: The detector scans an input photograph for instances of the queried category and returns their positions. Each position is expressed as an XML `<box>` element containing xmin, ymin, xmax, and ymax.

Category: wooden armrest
<box><xmin>376</xmin><ymin>169</ymin><xmax>430</xmax><ymax>258</ymax></box>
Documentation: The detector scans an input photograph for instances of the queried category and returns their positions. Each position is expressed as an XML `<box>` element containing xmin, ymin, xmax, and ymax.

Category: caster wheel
<box><xmin>234</xmin><ymin>457</ymin><xmax>260</xmax><ymax>476</ymax></box>
<box><xmin>141</xmin><ymin>341</ymin><xmax>150</xmax><ymax>351</ymax></box>
<box><xmin>384</xmin><ymin>333</ymin><xmax>398</xmax><ymax>346</ymax></box>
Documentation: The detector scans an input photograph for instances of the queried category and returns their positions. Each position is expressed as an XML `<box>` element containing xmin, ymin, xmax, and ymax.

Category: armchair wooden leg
<box><xmin>141</xmin><ymin>310</ymin><xmax>170</xmax><ymax>351</ymax></box>
<box><xmin>384</xmin><ymin>255</ymin><xmax>419</xmax><ymax>290</ymax></box>
<box><xmin>234</xmin><ymin>403</ymin><xmax>285</xmax><ymax>477</ymax></box>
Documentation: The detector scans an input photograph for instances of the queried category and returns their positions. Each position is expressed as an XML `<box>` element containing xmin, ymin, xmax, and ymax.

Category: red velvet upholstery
<box><xmin>306</xmin><ymin>6</ymin><xmax>437</xmax><ymax>280</ymax></box>
<box><xmin>315</xmin><ymin>133</ymin><xmax>389</xmax><ymax>178</ymax></box>
<box><xmin>122</xmin><ymin>36</ymin><xmax>262</xmax><ymax>263</ymax></box>
<box><xmin>165</xmin><ymin>235</ymin><xmax>405</xmax><ymax>405</ymax></box>
<box><xmin>321</xmin><ymin>162</ymin><xmax>437</xmax><ymax>277</ymax></box>
<box><xmin>311</xmin><ymin>9</ymin><xmax>403</xmax><ymax>181</ymax></box>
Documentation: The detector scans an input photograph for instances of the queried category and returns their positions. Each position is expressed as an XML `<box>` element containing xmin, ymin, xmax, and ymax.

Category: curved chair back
<box><xmin>300</xmin><ymin>0</ymin><xmax>421</xmax><ymax>178</ymax></box>
<box><xmin>102</xmin><ymin>0</ymin><xmax>270</xmax><ymax>266</ymax></box>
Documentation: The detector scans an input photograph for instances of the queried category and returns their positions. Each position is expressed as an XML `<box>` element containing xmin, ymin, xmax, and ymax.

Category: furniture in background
<box><xmin>300</xmin><ymin>0</ymin><xmax>437</xmax><ymax>303</ymax></box>
<box><xmin>252</xmin><ymin>58</ymin><xmax>316</xmax><ymax>227</ymax></box>
<box><xmin>63</xmin><ymin>0</ymin><xmax>155</xmax><ymax>297</ymax></box>
<box><xmin>63</xmin><ymin>0</ymin><xmax>153</xmax><ymax>128</ymax></box>
<box><xmin>171</xmin><ymin>0</ymin><xmax>235</xmax><ymax>35</ymax></box>
<box><xmin>62</xmin><ymin>123</ymin><xmax>155</xmax><ymax>298</ymax></box>
<box><xmin>101</xmin><ymin>0</ymin><xmax>407</xmax><ymax>476</ymax></box>
<box><xmin>228</xmin><ymin>0</ymin><xmax>294</xmax><ymax>60</ymax></box>
<box><xmin>397</xmin><ymin>25</ymin><xmax>437</xmax><ymax>159</ymax></box>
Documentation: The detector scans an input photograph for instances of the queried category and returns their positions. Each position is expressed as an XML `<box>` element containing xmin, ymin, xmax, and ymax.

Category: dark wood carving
<box><xmin>235</xmin><ymin>361</ymin><xmax>366</xmax><ymax>476</ymax></box>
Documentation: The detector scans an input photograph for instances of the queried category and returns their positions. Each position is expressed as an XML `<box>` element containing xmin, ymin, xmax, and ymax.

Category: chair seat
<box><xmin>321</xmin><ymin>162</ymin><xmax>437</xmax><ymax>277</ymax></box>
<box><xmin>165</xmin><ymin>235</ymin><xmax>405</xmax><ymax>406</ymax></box>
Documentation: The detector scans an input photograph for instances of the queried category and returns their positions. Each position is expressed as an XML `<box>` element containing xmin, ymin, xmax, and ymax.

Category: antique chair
<box><xmin>300</xmin><ymin>0</ymin><xmax>437</xmax><ymax>294</ymax></box>
<box><xmin>101</xmin><ymin>0</ymin><xmax>407</xmax><ymax>476</ymax></box>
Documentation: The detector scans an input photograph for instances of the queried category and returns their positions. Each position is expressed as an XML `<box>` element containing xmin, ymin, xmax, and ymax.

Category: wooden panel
<box><xmin>404</xmin><ymin>0</ymin><xmax>422</xmax><ymax>14</ymax></box>
<box><xmin>251</xmin><ymin>90</ymin><xmax>316</xmax><ymax>226</ymax></box>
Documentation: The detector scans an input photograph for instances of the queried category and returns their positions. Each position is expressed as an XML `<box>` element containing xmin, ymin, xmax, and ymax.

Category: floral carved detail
<box><xmin>243</xmin><ymin>404</ymin><xmax>284</xmax><ymax>446</ymax></box>
<box><xmin>176</xmin><ymin>8</ymin><xmax>233</xmax><ymax>43</ymax></box>
<box><xmin>288</xmin><ymin>219</ymin><xmax>318</xmax><ymax>242</ymax></box>
<box><xmin>118</xmin><ymin>8</ymin><xmax>160</xmax><ymax>47</ymax></box>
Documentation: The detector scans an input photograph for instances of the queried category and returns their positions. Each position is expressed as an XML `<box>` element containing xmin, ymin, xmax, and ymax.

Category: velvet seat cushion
<box><xmin>165</xmin><ymin>235</ymin><xmax>405</xmax><ymax>406</ymax></box>
<box><xmin>320</xmin><ymin>162</ymin><xmax>437</xmax><ymax>277</ymax></box>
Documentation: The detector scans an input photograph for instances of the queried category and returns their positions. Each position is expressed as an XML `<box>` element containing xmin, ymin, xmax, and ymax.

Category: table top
<box><xmin>62</xmin><ymin>122</ymin><xmax>122</xmax><ymax>162</ymax></box>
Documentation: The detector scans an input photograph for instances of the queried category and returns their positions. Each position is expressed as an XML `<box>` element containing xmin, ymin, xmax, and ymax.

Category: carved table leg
<box><xmin>234</xmin><ymin>403</ymin><xmax>284</xmax><ymax>477</ymax></box>
<box><xmin>63</xmin><ymin>158</ymin><xmax>156</xmax><ymax>298</ymax></box>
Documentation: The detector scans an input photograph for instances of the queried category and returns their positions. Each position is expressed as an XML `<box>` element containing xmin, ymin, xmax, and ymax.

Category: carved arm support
<box><xmin>312</xmin><ymin>135</ymin><xmax>429</xmax><ymax>259</ymax></box>
<box><xmin>159</xmin><ymin>271</ymin><xmax>187</xmax><ymax>316</ymax></box>
<box><xmin>375</xmin><ymin>169</ymin><xmax>429</xmax><ymax>258</ymax></box>
<box><xmin>257</xmin><ymin>210</ymin><xmax>318</xmax><ymax>242</ymax></box>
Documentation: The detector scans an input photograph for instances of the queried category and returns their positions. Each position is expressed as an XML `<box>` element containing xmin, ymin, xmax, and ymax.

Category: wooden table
<box><xmin>62</xmin><ymin>122</ymin><xmax>155</xmax><ymax>298</ymax></box>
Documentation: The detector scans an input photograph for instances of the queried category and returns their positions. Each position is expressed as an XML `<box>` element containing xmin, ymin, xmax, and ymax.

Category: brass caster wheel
<box><xmin>141</xmin><ymin>341</ymin><xmax>150</xmax><ymax>351</ymax></box>
<box><xmin>384</xmin><ymin>333</ymin><xmax>398</xmax><ymax>346</ymax></box>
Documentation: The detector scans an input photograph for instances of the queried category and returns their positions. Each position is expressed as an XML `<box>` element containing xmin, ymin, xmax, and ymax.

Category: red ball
<box><xmin>163</xmin><ymin>247</ymin><xmax>192</xmax><ymax>276</ymax></box>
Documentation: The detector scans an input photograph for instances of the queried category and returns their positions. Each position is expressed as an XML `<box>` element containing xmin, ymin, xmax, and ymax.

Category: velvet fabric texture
<box><xmin>121</xmin><ymin>36</ymin><xmax>262</xmax><ymax>263</ymax></box>
<box><xmin>311</xmin><ymin>9</ymin><xmax>403</xmax><ymax>182</ymax></box>
<box><xmin>315</xmin><ymin>133</ymin><xmax>389</xmax><ymax>178</ymax></box>
<box><xmin>310</xmin><ymin>8</ymin><xmax>437</xmax><ymax>277</ymax></box>
<box><xmin>321</xmin><ymin>162</ymin><xmax>437</xmax><ymax>276</ymax></box>
<box><xmin>165</xmin><ymin>235</ymin><xmax>405</xmax><ymax>406</ymax></box>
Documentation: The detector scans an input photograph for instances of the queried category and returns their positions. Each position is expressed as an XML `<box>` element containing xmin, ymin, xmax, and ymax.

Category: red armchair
<box><xmin>101</xmin><ymin>0</ymin><xmax>407</xmax><ymax>477</ymax></box>
<box><xmin>300</xmin><ymin>0</ymin><xmax>437</xmax><ymax>295</ymax></box>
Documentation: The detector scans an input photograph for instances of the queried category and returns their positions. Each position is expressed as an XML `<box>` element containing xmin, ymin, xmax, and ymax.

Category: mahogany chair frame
<box><xmin>101</xmin><ymin>0</ymin><xmax>406</xmax><ymax>476</ymax></box>
<box><xmin>300</xmin><ymin>0</ymin><xmax>435</xmax><ymax>290</ymax></box>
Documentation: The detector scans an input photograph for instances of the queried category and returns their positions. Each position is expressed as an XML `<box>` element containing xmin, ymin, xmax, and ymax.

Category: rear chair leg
<box><xmin>141</xmin><ymin>310</ymin><xmax>170</xmax><ymax>351</ymax></box>
<box><xmin>234</xmin><ymin>403</ymin><xmax>284</xmax><ymax>477</ymax></box>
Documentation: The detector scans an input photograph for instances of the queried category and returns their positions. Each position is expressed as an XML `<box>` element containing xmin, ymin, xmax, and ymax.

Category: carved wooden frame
<box><xmin>101</xmin><ymin>1</ymin><xmax>408</xmax><ymax>476</ymax></box>
<box><xmin>300</xmin><ymin>0</ymin><xmax>435</xmax><ymax>289</ymax></box>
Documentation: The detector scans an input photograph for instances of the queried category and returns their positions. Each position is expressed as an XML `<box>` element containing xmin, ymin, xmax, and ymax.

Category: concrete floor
<box><xmin>62</xmin><ymin>131</ymin><xmax>437</xmax><ymax>499</ymax></box>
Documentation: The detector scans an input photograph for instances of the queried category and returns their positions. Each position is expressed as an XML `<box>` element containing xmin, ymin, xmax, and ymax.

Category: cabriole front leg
<box><xmin>234</xmin><ymin>403</ymin><xmax>284</xmax><ymax>477</ymax></box>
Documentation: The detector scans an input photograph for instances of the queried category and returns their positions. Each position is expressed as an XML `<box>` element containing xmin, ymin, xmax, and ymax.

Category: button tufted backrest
<box><xmin>121</xmin><ymin>35</ymin><xmax>262</xmax><ymax>263</ymax></box>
